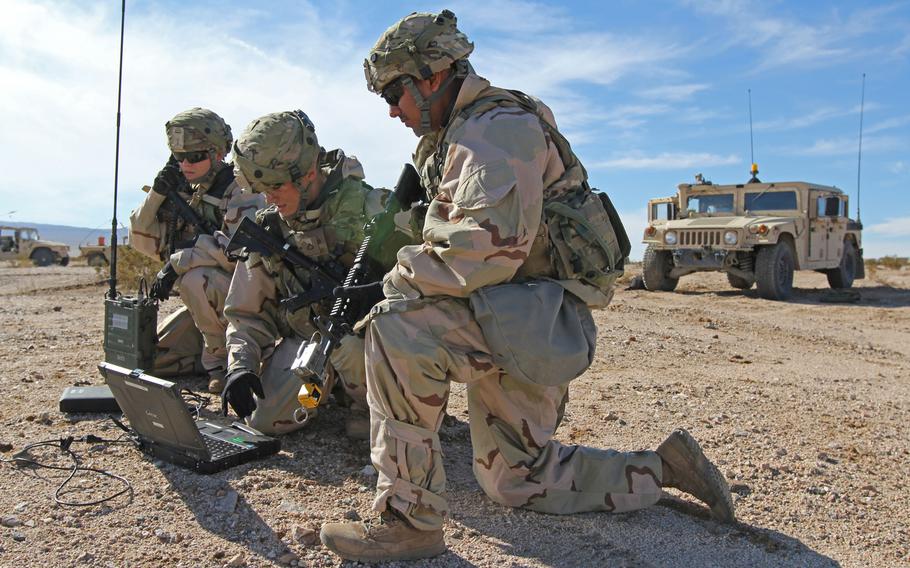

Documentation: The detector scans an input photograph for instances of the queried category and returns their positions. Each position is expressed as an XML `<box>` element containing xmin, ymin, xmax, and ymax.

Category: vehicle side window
<box><xmin>745</xmin><ymin>191</ymin><xmax>797</xmax><ymax>211</ymax></box>
<box><xmin>651</xmin><ymin>202</ymin><xmax>675</xmax><ymax>220</ymax></box>
<box><xmin>816</xmin><ymin>196</ymin><xmax>839</xmax><ymax>217</ymax></box>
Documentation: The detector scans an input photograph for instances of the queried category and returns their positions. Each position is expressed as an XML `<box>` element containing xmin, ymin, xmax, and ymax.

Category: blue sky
<box><xmin>1</xmin><ymin>0</ymin><xmax>908</xmax><ymax>259</ymax></box>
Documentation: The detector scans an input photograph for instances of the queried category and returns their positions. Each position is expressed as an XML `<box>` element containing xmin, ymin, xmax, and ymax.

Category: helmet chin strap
<box><xmin>401</xmin><ymin>73</ymin><xmax>457</xmax><ymax>136</ymax></box>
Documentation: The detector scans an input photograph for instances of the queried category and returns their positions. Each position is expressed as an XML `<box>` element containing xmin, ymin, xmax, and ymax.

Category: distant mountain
<box><xmin>2</xmin><ymin>221</ymin><xmax>127</xmax><ymax>256</ymax></box>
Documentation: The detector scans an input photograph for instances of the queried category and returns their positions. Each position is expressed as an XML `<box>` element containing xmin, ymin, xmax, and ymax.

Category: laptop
<box><xmin>98</xmin><ymin>362</ymin><xmax>280</xmax><ymax>474</ymax></box>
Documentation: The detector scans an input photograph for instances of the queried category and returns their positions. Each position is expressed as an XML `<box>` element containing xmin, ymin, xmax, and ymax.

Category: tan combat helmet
<box><xmin>165</xmin><ymin>107</ymin><xmax>233</xmax><ymax>155</ymax></box>
<box><xmin>364</xmin><ymin>9</ymin><xmax>473</xmax><ymax>134</ymax></box>
<box><xmin>232</xmin><ymin>110</ymin><xmax>320</xmax><ymax>208</ymax></box>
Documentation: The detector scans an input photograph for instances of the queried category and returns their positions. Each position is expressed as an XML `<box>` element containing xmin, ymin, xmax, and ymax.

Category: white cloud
<box><xmin>783</xmin><ymin>135</ymin><xmax>902</xmax><ymax>157</ymax></box>
<box><xmin>866</xmin><ymin>114</ymin><xmax>910</xmax><ymax>134</ymax></box>
<box><xmin>0</xmin><ymin>0</ymin><xmax>414</xmax><ymax>227</ymax></box>
<box><xmin>591</xmin><ymin>152</ymin><xmax>740</xmax><ymax>170</ymax></box>
<box><xmin>867</xmin><ymin>216</ymin><xmax>910</xmax><ymax>237</ymax></box>
<box><xmin>638</xmin><ymin>83</ymin><xmax>710</xmax><ymax>101</ymax></box>
<box><xmin>889</xmin><ymin>161</ymin><xmax>908</xmax><ymax>174</ymax></box>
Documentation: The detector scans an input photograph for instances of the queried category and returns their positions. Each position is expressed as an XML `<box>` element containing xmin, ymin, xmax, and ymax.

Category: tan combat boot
<box><xmin>344</xmin><ymin>410</ymin><xmax>370</xmax><ymax>441</ymax></box>
<box><xmin>207</xmin><ymin>373</ymin><xmax>225</xmax><ymax>394</ymax></box>
<box><xmin>656</xmin><ymin>428</ymin><xmax>736</xmax><ymax>523</ymax></box>
<box><xmin>320</xmin><ymin>511</ymin><xmax>446</xmax><ymax>562</ymax></box>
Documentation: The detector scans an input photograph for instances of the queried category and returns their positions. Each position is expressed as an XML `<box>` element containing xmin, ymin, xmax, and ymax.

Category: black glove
<box><xmin>221</xmin><ymin>370</ymin><xmax>265</xmax><ymax>420</ymax></box>
<box><xmin>333</xmin><ymin>281</ymin><xmax>383</xmax><ymax>305</ymax></box>
<box><xmin>149</xmin><ymin>261</ymin><xmax>178</xmax><ymax>301</ymax></box>
<box><xmin>152</xmin><ymin>157</ymin><xmax>185</xmax><ymax>195</ymax></box>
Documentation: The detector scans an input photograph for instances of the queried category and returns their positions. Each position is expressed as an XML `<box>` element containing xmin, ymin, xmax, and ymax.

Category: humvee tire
<box><xmin>726</xmin><ymin>273</ymin><xmax>753</xmax><ymax>290</ymax></box>
<box><xmin>31</xmin><ymin>248</ymin><xmax>55</xmax><ymax>267</ymax></box>
<box><xmin>826</xmin><ymin>241</ymin><xmax>857</xmax><ymax>289</ymax></box>
<box><xmin>59</xmin><ymin>256</ymin><xmax>70</xmax><ymax>267</ymax></box>
<box><xmin>642</xmin><ymin>245</ymin><xmax>678</xmax><ymax>292</ymax></box>
<box><xmin>756</xmin><ymin>242</ymin><xmax>794</xmax><ymax>301</ymax></box>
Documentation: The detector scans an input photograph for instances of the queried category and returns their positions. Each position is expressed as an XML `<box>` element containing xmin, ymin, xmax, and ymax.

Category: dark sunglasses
<box><xmin>173</xmin><ymin>150</ymin><xmax>209</xmax><ymax>164</ymax></box>
<box><xmin>381</xmin><ymin>78</ymin><xmax>405</xmax><ymax>106</ymax></box>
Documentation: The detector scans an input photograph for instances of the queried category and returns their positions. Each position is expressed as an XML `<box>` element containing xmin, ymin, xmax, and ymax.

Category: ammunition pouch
<box><xmin>469</xmin><ymin>279</ymin><xmax>596</xmax><ymax>386</ymax></box>
<box><xmin>545</xmin><ymin>187</ymin><xmax>629</xmax><ymax>299</ymax></box>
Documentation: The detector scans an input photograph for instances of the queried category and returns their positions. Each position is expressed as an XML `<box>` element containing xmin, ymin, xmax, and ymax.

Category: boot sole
<box><xmin>660</xmin><ymin>429</ymin><xmax>736</xmax><ymax>523</ymax></box>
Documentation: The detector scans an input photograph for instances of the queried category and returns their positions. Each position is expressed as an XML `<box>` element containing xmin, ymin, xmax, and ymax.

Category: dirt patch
<box><xmin>0</xmin><ymin>266</ymin><xmax>907</xmax><ymax>567</ymax></box>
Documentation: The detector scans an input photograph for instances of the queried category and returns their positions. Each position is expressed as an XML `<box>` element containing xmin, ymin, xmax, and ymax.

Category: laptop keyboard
<box><xmin>203</xmin><ymin>435</ymin><xmax>246</xmax><ymax>460</ymax></box>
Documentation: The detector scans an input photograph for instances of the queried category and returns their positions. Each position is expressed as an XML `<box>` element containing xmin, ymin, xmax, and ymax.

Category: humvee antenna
<box><xmin>748</xmin><ymin>89</ymin><xmax>755</xmax><ymax>167</ymax></box>
<box><xmin>108</xmin><ymin>0</ymin><xmax>126</xmax><ymax>299</ymax></box>
<box><xmin>856</xmin><ymin>73</ymin><xmax>865</xmax><ymax>224</ymax></box>
<box><xmin>747</xmin><ymin>89</ymin><xmax>760</xmax><ymax>183</ymax></box>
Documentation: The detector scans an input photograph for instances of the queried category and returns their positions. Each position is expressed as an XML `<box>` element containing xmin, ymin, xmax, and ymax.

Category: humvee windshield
<box><xmin>20</xmin><ymin>229</ymin><xmax>38</xmax><ymax>241</ymax></box>
<box><xmin>687</xmin><ymin>193</ymin><xmax>734</xmax><ymax>215</ymax></box>
<box><xmin>745</xmin><ymin>190</ymin><xmax>797</xmax><ymax>212</ymax></box>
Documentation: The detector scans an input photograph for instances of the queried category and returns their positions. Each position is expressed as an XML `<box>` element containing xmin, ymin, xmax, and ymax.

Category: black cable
<box><xmin>0</xmin><ymin>420</ymin><xmax>136</xmax><ymax>507</ymax></box>
<box><xmin>180</xmin><ymin>388</ymin><xmax>211</xmax><ymax>419</ymax></box>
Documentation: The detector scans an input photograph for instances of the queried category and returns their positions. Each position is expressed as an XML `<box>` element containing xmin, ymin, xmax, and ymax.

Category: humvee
<box><xmin>641</xmin><ymin>169</ymin><xmax>863</xmax><ymax>301</ymax></box>
<box><xmin>0</xmin><ymin>225</ymin><xmax>70</xmax><ymax>267</ymax></box>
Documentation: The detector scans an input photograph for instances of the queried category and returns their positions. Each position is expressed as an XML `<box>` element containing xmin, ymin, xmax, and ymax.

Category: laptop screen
<box><xmin>98</xmin><ymin>362</ymin><xmax>209</xmax><ymax>459</ymax></box>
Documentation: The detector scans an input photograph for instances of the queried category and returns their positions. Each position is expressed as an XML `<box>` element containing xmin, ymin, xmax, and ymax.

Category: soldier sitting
<box><xmin>221</xmin><ymin>110</ymin><xmax>399</xmax><ymax>437</ymax></box>
<box><xmin>129</xmin><ymin>108</ymin><xmax>263</xmax><ymax>393</ymax></box>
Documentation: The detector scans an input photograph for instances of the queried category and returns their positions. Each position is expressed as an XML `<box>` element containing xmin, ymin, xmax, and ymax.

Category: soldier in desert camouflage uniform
<box><xmin>129</xmin><ymin>108</ymin><xmax>263</xmax><ymax>393</ymax></box>
<box><xmin>320</xmin><ymin>11</ymin><xmax>736</xmax><ymax>562</ymax></box>
<box><xmin>222</xmin><ymin>110</ymin><xmax>390</xmax><ymax>437</ymax></box>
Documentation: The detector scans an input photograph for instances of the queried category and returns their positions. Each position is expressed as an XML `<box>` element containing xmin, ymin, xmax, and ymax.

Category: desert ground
<box><xmin>0</xmin><ymin>263</ymin><xmax>908</xmax><ymax>567</ymax></box>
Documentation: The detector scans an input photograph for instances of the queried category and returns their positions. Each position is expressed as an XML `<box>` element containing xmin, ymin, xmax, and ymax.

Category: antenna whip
<box><xmin>109</xmin><ymin>0</ymin><xmax>126</xmax><ymax>299</ymax></box>
<box><xmin>856</xmin><ymin>73</ymin><xmax>865</xmax><ymax>224</ymax></box>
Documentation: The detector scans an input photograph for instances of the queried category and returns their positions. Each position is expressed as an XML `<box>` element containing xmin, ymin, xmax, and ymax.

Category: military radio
<box><xmin>103</xmin><ymin>280</ymin><xmax>158</xmax><ymax>371</ymax></box>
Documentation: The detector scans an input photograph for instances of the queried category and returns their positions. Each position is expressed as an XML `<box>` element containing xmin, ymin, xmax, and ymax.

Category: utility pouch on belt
<box><xmin>469</xmin><ymin>280</ymin><xmax>596</xmax><ymax>386</ymax></box>
<box><xmin>545</xmin><ymin>187</ymin><xmax>630</xmax><ymax>297</ymax></box>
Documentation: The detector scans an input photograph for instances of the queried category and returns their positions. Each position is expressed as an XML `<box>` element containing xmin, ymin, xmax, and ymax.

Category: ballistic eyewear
<box><xmin>173</xmin><ymin>151</ymin><xmax>209</xmax><ymax>164</ymax></box>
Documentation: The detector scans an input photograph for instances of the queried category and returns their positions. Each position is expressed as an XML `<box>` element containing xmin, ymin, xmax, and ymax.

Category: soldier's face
<box><xmin>178</xmin><ymin>155</ymin><xmax>211</xmax><ymax>181</ymax></box>
<box><xmin>264</xmin><ymin>182</ymin><xmax>302</xmax><ymax>217</ymax></box>
<box><xmin>388</xmin><ymin>82</ymin><xmax>423</xmax><ymax>135</ymax></box>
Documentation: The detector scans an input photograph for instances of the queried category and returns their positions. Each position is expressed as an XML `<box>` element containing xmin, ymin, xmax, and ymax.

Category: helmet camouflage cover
<box><xmin>232</xmin><ymin>110</ymin><xmax>320</xmax><ymax>194</ymax></box>
<box><xmin>364</xmin><ymin>9</ymin><xmax>473</xmax><ymax>93</ymax></box>
<box><xmin>165</xmin><ymin>107</ymin><xmax>233</xmax><ymax>154</ymax></box>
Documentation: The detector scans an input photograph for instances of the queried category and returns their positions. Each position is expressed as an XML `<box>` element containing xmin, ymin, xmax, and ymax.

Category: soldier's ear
<box><xmin>427</xmin><ymin>69</ymin><xmax>451</xmax><ymax>93</ymax></box>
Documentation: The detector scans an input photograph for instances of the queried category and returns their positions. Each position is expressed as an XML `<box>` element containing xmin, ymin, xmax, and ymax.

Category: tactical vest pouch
<box><xmin>544</xmin><ymin>188</ymin><xmax>630</xmax><ymax>297</ymax></box>
<box><xmin>469</xmin><ymin>279</ymin><xmax>596</xmax><ymax>386</ymax></box>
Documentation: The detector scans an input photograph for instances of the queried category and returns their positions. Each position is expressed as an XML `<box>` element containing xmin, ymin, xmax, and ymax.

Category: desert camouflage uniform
<box><xmin>224</xmin><ymin>151</ymin><xmax>387</xmax><ymax>435</ymax></box>
<box><xmin>129</xmin><ymin>162</ymin><xmax>263</xmax><ymax>378</ymax></box>
<box><xmin>364</xmin><ymin>73</ymin><xmax>663</xmax><ymax>531</ymax></box>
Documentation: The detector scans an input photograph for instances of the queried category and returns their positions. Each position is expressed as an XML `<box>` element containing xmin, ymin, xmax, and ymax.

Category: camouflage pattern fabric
<box><xmin>365</xmin><ymin>73</ymin><xmax>662</xmax><ymax>530</ymax></box>
<box><xmin>224</xmin><ymin>152</ymin><xmax>388</xmax><ymax>434</ymax></box>
<box><xmin>152</xmin><ymin>306</ymin><xmax>205</xmax><ymax>377</ymax></box>
<box><xmin>129</xmin><ymin>161</ymin><xmax>264</xmax><ymax>377</ymax></box>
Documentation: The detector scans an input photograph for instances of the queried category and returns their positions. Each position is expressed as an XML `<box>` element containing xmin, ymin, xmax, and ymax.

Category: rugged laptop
<box><xmin>98</xmin><ymin>362</ymin><xmax>280</xmax><ymax>474</ymax></box>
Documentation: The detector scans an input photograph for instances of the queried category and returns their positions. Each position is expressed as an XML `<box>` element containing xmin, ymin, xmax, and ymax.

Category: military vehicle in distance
<box><xmin>641</xmin><ymin>167</ymin><xmax>864</xmax><ymax>301</ymax></box>
<box><xmin>0</xmin><ymin>225</ymin><xmax>70</xmax><ymax>266</ymax></box>
<box><xmin>79</xmin><ymin>236</ymin><xmax>132</xmax><ymax>267</ymax></box>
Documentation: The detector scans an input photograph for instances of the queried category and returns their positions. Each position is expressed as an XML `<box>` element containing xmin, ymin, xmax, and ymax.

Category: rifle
<box><xmin>291</xmin><ymin>163</ymin><xmax>423</xmax><ymax>407</ymax></box>
<box><xmin>226</xmin><ymin>216</ymin><xmax>348</xmax><ymax>310</ymax></box>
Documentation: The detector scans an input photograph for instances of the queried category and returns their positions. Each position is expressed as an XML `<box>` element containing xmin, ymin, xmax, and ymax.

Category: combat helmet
<box><xmin>232</xmin><ymin>110</ymin><xmax>320</xmax><ymax>208</ymax></box>
<box><xmin>165</xmin><ymin>107</ymin><xmax>233</xmax><ymax>155</ymax></box>
<box><xmin>364</xmin><ymin>9</ymin><xmax>473</xmax><ymax>135</ymax></box>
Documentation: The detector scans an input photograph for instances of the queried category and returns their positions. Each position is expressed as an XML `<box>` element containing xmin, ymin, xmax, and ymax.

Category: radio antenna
<box><xmin>856</xmin><ymin>73</ymin><xmax>865</xmax><ymax>224</ymax></box>
<box><xmin>108</xmin><ymin>0</ymin><xmax>126</xmax><ymax>299</ymax></box>
<box><xmin>747</xmin><ymin>89</ymin><xmax>760</xmax><ymax>183</ymax></box>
